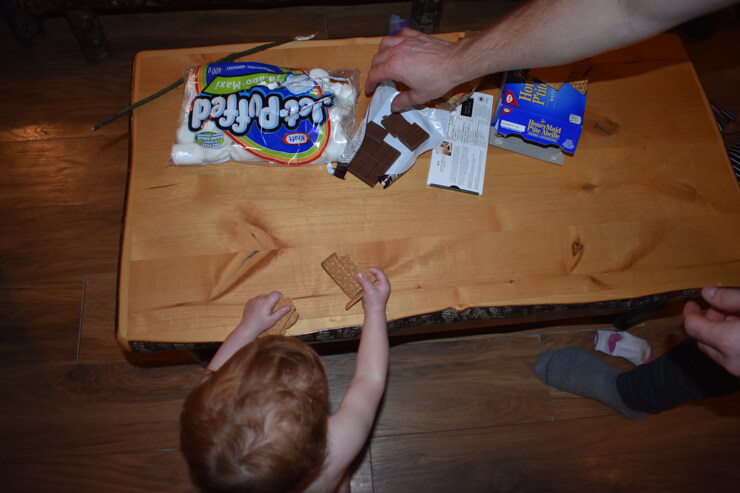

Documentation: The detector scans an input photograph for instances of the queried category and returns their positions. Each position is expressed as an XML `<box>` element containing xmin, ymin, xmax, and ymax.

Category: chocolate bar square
<box><xmin>365</xmin><ymin>121</ymin><xmax>388</xmax><ymax>143</ymax></box>
<box><xmin>378</xmin><ymin>142</ymin><xmax>401</xmax><ymax>164</ymax></box>
<box><xmin>399</xmin><ymin>123</ymin><xmax>429</xmax><ymax>151</ymax></box>
<box><xmin>381</xmin><ymin>113</ymin><xmax>410</xmax><ymax>137</ymax></box>
<box><xmin>348</xmin><ymin>142</ymin><xmax>400</xmax><ymax>187</ymax></box>
<box><xmin>358</xmin><ymin>138</ymin><xmax>380</xmax><ymax>156</ymax></box>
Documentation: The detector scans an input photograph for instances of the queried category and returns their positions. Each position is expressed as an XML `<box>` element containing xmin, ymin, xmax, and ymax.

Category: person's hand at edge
<box><xmin>365</xmin><ymin>29</ymin><xmax>468</xmax><ymax>112</ymax></box>
<box><xmin>684</xmin><ymin>286</ymin><xmax>740</xmax><ymax>377</ymax></box>
<box><xmin>205</xmin><ymin>291</ymin><xmax>292</xmax><ymax>374</ymax></box>
<box><xmin>358</xmin><ymin>267</ymin><xmax>391</xmax><ymax>315</ymax></box>
<box><xmin>237</xmin><ymin>291</ymin><xmax>292</xmax><ymax>336</ymax></box>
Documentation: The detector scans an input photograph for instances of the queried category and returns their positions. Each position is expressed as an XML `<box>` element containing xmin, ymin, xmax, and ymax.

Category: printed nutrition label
<box><xmin>427</xmin><ymin>92</ymin><xmax>494</xmax><ymax>195</ymax></box>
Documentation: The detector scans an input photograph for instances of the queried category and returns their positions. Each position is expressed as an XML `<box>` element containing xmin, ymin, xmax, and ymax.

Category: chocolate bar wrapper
<box><xmin>336</xmin><ymin>81</ymin><xmax>448</xmax><ymax>187</ymax></box>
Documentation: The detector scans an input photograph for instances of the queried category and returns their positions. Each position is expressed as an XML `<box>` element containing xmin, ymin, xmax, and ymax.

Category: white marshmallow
<box><xmin>284</xmin><ymin>73</ymin><xmax>315</xmax><ymax>95</ymax></box>
<box><xmin>309</xmin><ymin>68</ymin><xmax>329</xmax><ymax>80</ymax></box>
<box><xmin>176</xmin><ymin>123</ymin><xmax>196</xmax><ymax>144</ymax></box>
<box><xmin>171</xmin><ymin>143</ymin><xmax>204</xmax><ymax>166</ymax></box>
<box><xmin>341</xmin><ymin>84</ymin><xmax>358</xmax><ymax>105</ymax></box>
<box><xmin>318</xmin><ymin>109</ymin><xmax>349</xmax><ymax>163</ymax></box>
<box><xmin>322</xmin><ymin>137</ymin><xmax>344</xmax><ymax>163</ymax></box>
<box><xmin>333</xmin><ymin>121</ymin><xmax>347</xmax><ymax>146</ymax></box>
<box><xmin>329</xmin><ymin>81</ymin><xmax>344</xmax><ymax>96</ymax></box>
<box><xmin>231</xmin><ymin>145</ymin><xmax>266</xmax><ymax>163</ymax></box>
<box><xmin>202</xmin><ymin>145</ymin><xmax>232</xmax><ymax>164</ymax></box>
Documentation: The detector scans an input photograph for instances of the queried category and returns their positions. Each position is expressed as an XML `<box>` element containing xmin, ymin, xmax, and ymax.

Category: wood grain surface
<box><xmin>120</xmin><ymin>33</ymin><xmax>740</xmax><ymax>348</ymax></box>
<box><xmin>370</xmin><ymin>398</ymin><xmax>740</xmax><ymax>492</ymax></box>
<box><xmin>2</xmin><ymin>5</ymin><xmax>739</xmax><ymax>491</ymax></box>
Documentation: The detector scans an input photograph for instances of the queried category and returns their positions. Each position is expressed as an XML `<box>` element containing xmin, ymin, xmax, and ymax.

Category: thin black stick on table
<box><xmin>91</xmin><ymin>35</ymin><xmax>313</xmax><ymax>131</ymax></box>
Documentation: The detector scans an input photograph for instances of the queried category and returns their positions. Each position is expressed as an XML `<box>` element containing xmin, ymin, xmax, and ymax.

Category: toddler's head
<box><xmin>181</xmin><ymin>336</ymin><xmax>329</xmax><ymax>493</ymax></box>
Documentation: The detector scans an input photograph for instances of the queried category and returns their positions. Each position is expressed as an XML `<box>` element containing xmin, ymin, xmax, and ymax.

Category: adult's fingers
<box><xmin>365</xmin><ymin>57</ymin><xmax>396</xmax><ymax>94</ymax></box>
<box><xmin>390</xmin><ymin>90</ymin><xmax>426</xmax><ymax>112</ymax></box>
<box><xmin>683</xmin><ymin>299</ymin><xmax>701</xmax><ymax>317</ymax></box>
<box><xmin>685</xmin><ymin>297</ymin><xmax>727</xmax><ymax>322</ymax></box>
<box><xmin>705</xmin><ymin>307</ymin><xmax>727</xmax><ymax>322</ymax></box>
<box><xmin>684</xmin><ymin>312</ymin><xmax>734</xmax><ymax>353</ymax></box>
<box><xmin>397</xmin><ymin>27</ymin><xmax>425</xmax><ymax>39</ymax></box>
<box><xmin>366</xmin><ymin>35</ymin><xmax>409</xmax><ymax>93</ymax></box>
<box><xmin>377</xmin><ymin>32</ymin><xmax>409</xmax><ymax>52</ymax></box>
<box><xmin>397</xmin><ymin>27</ymin><xmax>448</xmax><ymax>44</ymax></box>
<box><xmin>703</xmin><ymin>286</ymin><xmax>740</xmax><ymax>312</ymax></box>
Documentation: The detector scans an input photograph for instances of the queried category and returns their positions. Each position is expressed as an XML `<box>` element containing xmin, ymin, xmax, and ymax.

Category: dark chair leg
<box><xmin>410</xmin><ymin>0</ymin><xmax>443</xmax><ymax>34</ymax></box>
<box><xmin>0</xmin><ymin>0</ymin><xmax>44</xmax><ymax>47</ymax></box>
<box><xmin>66</xmin><ymin>9</ymin><xmax>111</xmax><ymax>63</ymax></box>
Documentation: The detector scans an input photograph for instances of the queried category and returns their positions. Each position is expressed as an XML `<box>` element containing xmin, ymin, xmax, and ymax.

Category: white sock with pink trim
<box><xmin>593</xmin><ymin>329</ymin><xmax>653</xmax><ymax>365</ymax></box>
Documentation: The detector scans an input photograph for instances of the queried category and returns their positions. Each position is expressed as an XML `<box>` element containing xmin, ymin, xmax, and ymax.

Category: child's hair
<box><xmin>180</xmin><ymin>335</ymin><xmax>329</xmax><ymax>493</ymax></box>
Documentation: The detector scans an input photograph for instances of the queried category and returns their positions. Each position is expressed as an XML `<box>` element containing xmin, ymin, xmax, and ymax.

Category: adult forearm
<box><xmin>453</xmin><ymin>0</ymin><xmax>736</xmax><ymax>81</ymax></box>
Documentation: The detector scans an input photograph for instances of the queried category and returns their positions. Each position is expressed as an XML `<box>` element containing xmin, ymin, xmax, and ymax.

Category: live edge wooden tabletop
<box><xmin>118</xmin><ymin>33</ymin><xmax>740</xmax><ymax>351</ymax></box>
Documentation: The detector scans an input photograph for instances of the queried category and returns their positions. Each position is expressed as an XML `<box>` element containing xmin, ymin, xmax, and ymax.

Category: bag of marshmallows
<box><xmin>169</xmin><ymin>62</ymin><xmax>358</xmax><ymax>166</ymax></box>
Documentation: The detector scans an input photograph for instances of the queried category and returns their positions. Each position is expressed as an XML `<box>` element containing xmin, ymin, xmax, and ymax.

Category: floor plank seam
<box><xmin>76</xmin><ymin>279</ymin><xmax>86</xmax><ymax>364</ymax></box>
<box><xmin>0</xmin><ymin>132</ymin><xmax>129</xmax><ymax>146</ymax></box>
<box><xmin>0</xmin><ymin>279</ymin><xmax>93</xmax><ymax>287</ymax></box>
<box><xmin>371</xmin><ymin>418</ymin><xmax>562</xmax><ymax>440</ymax></box>
<box><xmin>0</xmin><ymin>203</ymin><xmax>125</xmax><ymax>213</ymax></box>
<box><xmin>6</xmin><ymin>447</ymin><xmax>183</xmax><ymax>461</ymax></box>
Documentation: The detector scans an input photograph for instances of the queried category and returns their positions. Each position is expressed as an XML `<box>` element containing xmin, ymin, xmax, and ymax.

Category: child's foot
<box><xmin>534</xmin><ymin>347</ymin><xmax>647</xmax><ymax>419</ymax></box>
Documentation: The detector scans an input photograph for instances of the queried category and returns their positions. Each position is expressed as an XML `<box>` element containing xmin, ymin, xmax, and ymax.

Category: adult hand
<box><xmin>684</xmin><ymin>286</ymin><xmax>740</xmax><ymax>377</ymax></box>
<box><xmin>365</xmin><ymin>29</ymin><xmax>466</xmax><ymax>112</ymax></box>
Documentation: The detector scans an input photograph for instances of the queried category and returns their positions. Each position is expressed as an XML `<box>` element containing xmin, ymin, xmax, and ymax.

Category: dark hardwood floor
<box><xmin>1</xmin><ymin>2</ymin><xmax>739</xmax><ymax>492</ymax></box>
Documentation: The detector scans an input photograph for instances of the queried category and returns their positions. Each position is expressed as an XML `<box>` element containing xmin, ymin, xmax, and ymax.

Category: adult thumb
<box><xmin>703</xmin><ymin>286</ymin><xmax>740</xmax><ymax>313</ymax></box>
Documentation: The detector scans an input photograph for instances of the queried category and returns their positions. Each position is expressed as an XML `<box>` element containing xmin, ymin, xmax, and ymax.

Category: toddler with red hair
<box><xmin>181</xmin><ymin>268</ymin><xmax>390</xmax><ymax>493</ymax></box>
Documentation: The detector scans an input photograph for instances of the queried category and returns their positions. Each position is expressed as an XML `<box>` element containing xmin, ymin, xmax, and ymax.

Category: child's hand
<box><xmin>237</xmin><ymin>291</ymin><xmax>292</xmax><ymax>336</ymax></box>
<box><xmin>206</xmin><ymin>292</ymin><xmax>292</xmax><ymax>373</ymax></box>
<box><xmin>358</xmin><ymin>268</ymin><xmax>390</xmax><ymax>313</ymax></box>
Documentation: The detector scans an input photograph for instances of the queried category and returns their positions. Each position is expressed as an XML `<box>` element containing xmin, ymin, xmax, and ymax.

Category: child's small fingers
<box><xmin>357</xmin><ymin>271</ymin><xmax>374</xmax><ymax>290</ymax></box>
<box><xmin>367</xmin><ymin>267</ymin><xmax>388</xmax><ymax>285</ymax></box>
<box><xmin>266</xmin><ymin>291</ymin><xmax>283</xmax><ymax>306</ymax></box>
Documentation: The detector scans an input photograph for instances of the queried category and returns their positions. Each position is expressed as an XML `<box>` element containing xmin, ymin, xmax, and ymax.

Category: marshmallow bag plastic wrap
<box><xmin>169</xmin><ymin>62</ymin><xmax>358</xmax><ymax>166</ymax></box>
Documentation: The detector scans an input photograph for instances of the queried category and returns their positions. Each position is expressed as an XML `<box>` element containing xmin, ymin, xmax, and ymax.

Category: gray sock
<box><xmin>534</xmin><ymin>347</ymin><xmax>647</xmax><ymax>420</ymax></box>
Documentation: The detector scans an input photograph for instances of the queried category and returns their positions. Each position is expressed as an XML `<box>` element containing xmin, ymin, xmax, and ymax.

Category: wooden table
<box><xmin>118</xmin><ymin>33</ymin><xmax>740</xmax><ymax>352</ymax></box>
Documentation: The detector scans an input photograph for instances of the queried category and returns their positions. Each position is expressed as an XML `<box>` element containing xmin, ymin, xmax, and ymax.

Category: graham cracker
<box><xmin>529</xmin><ymin>58</ymin><xmax>592</xmax><ymax>94</ymax></box>
<box><xmin>321</xmin><ymin>253</ymin><xmax>376</xmax><ymax>304</ymax></box>
<box><xmin>263</xmin><ymin>296</ymin><xmax>298</xmax><ymax>336</ymax></box>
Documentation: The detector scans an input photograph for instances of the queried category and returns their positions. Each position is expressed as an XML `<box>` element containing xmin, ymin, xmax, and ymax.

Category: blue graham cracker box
<box><xmin>489</xmin><ymin>60</ymin><xmax>590</xmax><ymax>165</ymax></box>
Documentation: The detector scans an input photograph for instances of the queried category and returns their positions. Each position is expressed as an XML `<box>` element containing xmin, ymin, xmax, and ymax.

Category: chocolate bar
<box><xmin>348</xmin><ymin>141</ymin><xmax>401</xmax><ymax>187</ymax></box>
<box><xmin>365</xmin><ymin>121</ymin><xmax>389</xmax><ymax>143</ymax></box>
<box><xmin>381</xmin><ymin>113</ymin><xmax>409</xmax><ymax>137</ymax></box>
<box><xmin>398</xmin><ymin>123</ymin><xmax>429</xmax><ymax>151</ymax></box>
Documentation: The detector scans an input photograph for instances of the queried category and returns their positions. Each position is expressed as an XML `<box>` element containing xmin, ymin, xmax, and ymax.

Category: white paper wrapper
<box><xmin>339</xmin><ymin>81</ymin><xmax>449</xmax><ymax>187</ymax></box>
